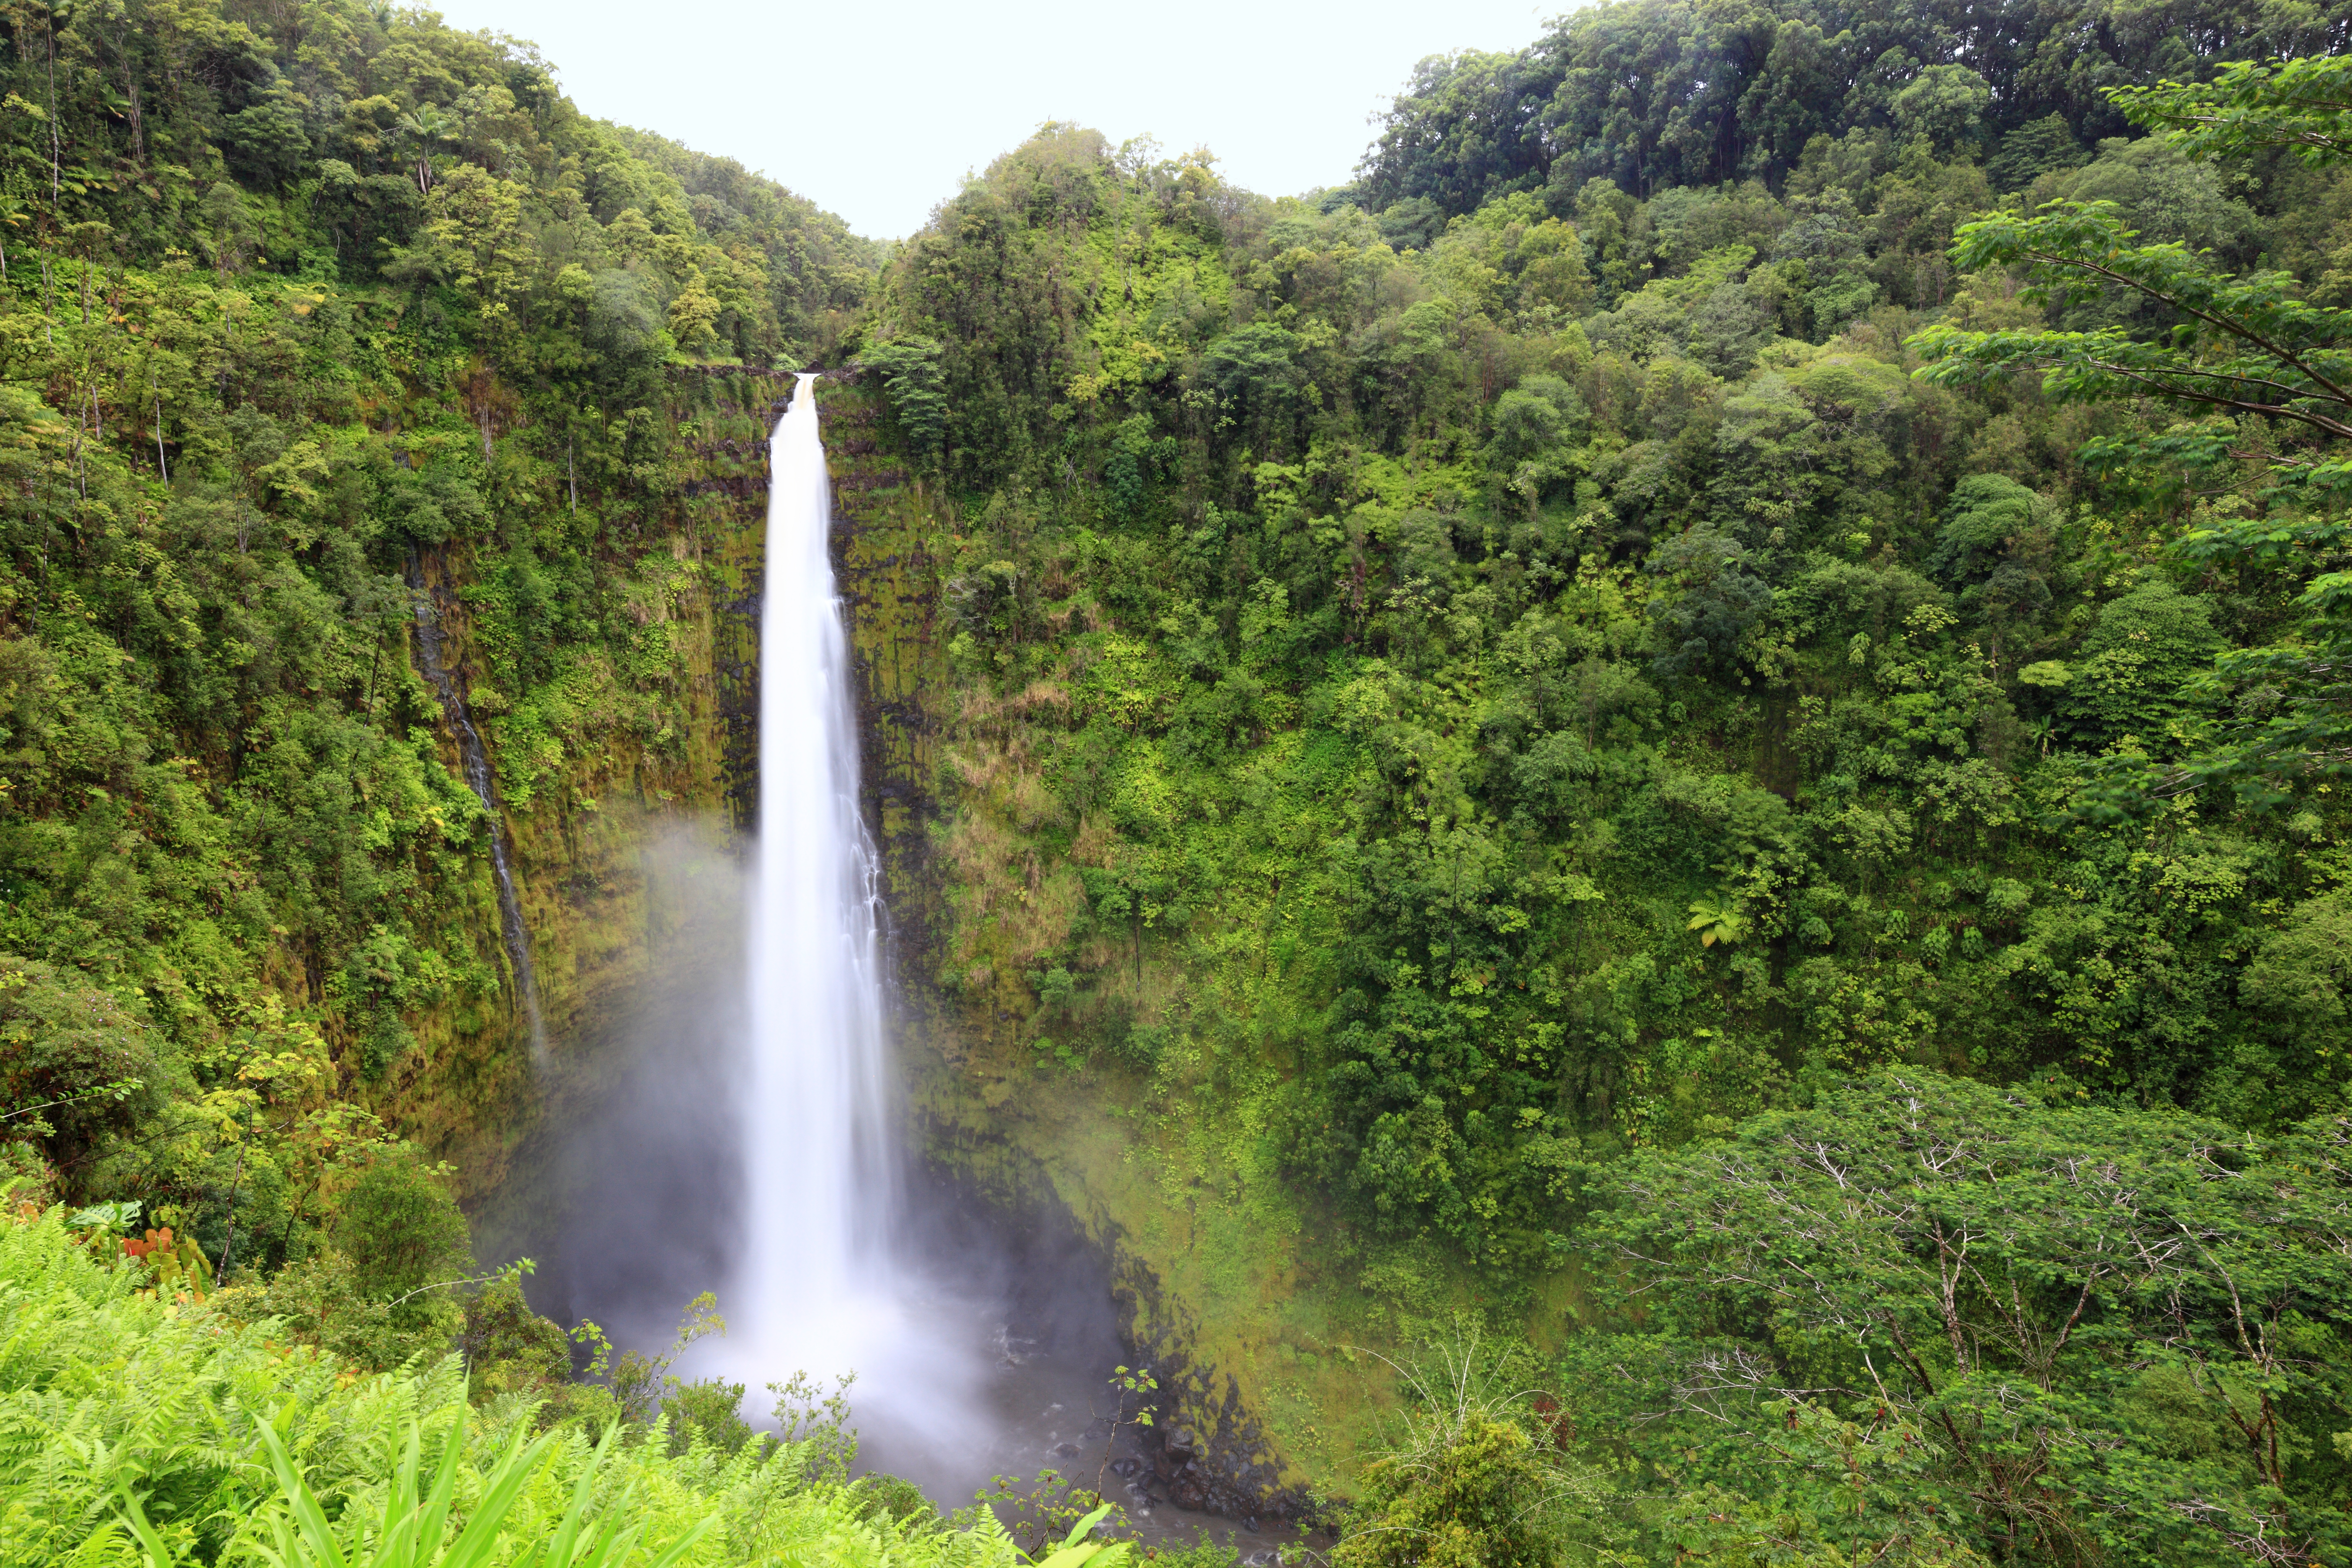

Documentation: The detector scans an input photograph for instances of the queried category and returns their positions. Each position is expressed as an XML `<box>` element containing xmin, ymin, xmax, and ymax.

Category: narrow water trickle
<box><xmin>409</xmin><ymin>561</ymin><xmax>546</xmax><ymax>1063</ymax></box>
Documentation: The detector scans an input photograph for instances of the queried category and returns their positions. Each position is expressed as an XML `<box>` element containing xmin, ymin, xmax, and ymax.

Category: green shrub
<box><xmin>0</xmin><ymin>1206</ymin><xmax>1063</xmax><ymax>1567</ymax></box>
<box><xmin>212</xmin><ymin>1251</ymin><xmax>457</xmax><ymax>1373</ymax></box>
<box><xmin>1332</xmin><ymin>1332</ymin><xmax>1617</xmax><ymax>1568</ymax></box>
<box><xmin>0</xmin><ymin>956</ymin><xmax>175</xmax><ymax>1175</ymax></box>
<box><xmin>459</xmin><ymin>1274</ymin><xmax>574</xmax><ymax>1407</ymax></box>
<box><xmin>660</xmin><ymin>1377</ymin><xmax>757</xmax><ymax>1459</ymax></box>
<box><xmin>335</xmin><ymin>1151</ymin><xmax>473</xmax><ymax>1300</ymax></box>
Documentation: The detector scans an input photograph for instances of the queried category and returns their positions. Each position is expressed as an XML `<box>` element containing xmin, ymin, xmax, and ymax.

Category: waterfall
<box><xmin>714</xmin><ymin>373</ymin><xmax>990</xmax><ymax>1487</ymax></box>
<box><xmin>408</xmin><ymin>559</ymin><xmax>546</xmax><ymax>1063</ymax></box>
<box><xmin>736</xmin><ymin>373</ymin><xmax>899</xmax><ymax>1344</ymax></box>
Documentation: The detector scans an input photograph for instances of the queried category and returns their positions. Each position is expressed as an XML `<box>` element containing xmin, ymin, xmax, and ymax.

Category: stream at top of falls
<box><xmin>610</xmin><ymin>374</ymin><xmax>1310</xmax><ymax>1563</ymax></box>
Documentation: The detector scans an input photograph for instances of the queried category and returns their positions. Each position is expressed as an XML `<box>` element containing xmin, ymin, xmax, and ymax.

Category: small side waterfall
<box><xmin>408</xmin><ymin>564</ymin><xmax>547</xmax><ymax>1063</ymax></box>
<box><xmin>735</xmin><ymin>373</ymin><xmax>901</xmax><ymax>1346</ymax></box>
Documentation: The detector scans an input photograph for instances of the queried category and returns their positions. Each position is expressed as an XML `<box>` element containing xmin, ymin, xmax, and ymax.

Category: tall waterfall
<box><xmin>736</xmin><ymin>373</ymin><xmax>900</xmax><ymax>1349</ymax></box>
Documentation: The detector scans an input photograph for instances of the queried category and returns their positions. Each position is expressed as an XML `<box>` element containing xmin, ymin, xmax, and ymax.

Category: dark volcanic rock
<box><xmin>1116</xmin><ymin>1261</ymin><xmax>1327</xmax><ymax>1527</ymax></box>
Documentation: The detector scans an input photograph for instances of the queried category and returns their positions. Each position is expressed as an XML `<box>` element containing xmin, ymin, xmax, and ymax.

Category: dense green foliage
<box><xmin>0</xmin><ymin>0</ymin><xmax>873</xmax><ymax>1273</ymax></box>
<box><xmin>1320</xmin><ymin>1074</ymin><xmax>2352</xmax><ymax>1565</ymax></box>
<box><xmin>0</xmin><ymin>1207</ymin><xmax>1056</xmax><ymax>1566</ymax></box>
<box><xmin>856</xmin><ymin>15</ymin><xmax>2352</xmax><ymax>1558</ymax></box>
<box><xmin>1907</xmin><ymin>54</ymin><xmax>2352</xmax><ymax>800</ymax></box>
<box><xmin>873</xmin><ymin>65</ymin><xmax>2352</xmax><ymax>1279</ymax></box>
<box><xmin>7</xmin><ymin>0</ymin><xmax>2352</xmax><ymax>1558</ymax></box>
<box><xmin>1348</xmin><ymin>0</ymin><xmax>2352</xmax><ymax>220</ymax></box>
<box><xmin>1574</xmin><ymin>1071</ymin><xmax>2352</xmax><ymax>1564</ymax></box>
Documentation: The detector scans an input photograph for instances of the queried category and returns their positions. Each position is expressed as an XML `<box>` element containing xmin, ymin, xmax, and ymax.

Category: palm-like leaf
<box><xmin>1029</xmin><ymin>1502</ymin><xmax>1134</xmax><ymax>1567</ymax></box>
<box><xmin>119</xmin><ymin>1409</ymin><xmax>714</xmax><ymax>1568</ymax></box>
<box><xmin>1686</xmin><ymin>894</ymin><xmax>1746</xmax><ymax>947</ymax></box>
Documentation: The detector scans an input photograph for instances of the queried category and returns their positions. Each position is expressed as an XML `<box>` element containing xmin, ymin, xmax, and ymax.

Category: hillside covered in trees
<box><xmin>0</xmin><ymin>0</ymin><xmax>870</xmax><ymax>1239</ymax></box>
<box><xmin>5</xmin><ymin>0</ymin><xmax>2352</xmax><ymax>1561</ymax></box>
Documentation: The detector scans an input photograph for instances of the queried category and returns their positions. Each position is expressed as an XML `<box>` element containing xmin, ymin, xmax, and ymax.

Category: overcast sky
<box><xmin>425</xmin><ymin>0</ymin><xmax>1564</xmax><ymax>239</ymax></box>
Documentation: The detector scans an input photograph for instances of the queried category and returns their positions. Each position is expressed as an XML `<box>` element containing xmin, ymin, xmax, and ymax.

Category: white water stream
<box><xmin>740</xmin><ymin>371</ymin><xmax>897</xmax><ymax>1321</ymax></box>
<box><xmin>712</xmin><ymin>374</ymin><xmax>988</xmax><ymax>1464</ymax></box>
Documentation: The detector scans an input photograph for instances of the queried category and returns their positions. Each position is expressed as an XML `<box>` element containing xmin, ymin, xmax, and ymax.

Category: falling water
<box><xmin>713</xmin><ymin>376</ymin><xmax>1046</xmax><ymax>1501</ymax></box>
<box><xmin>735</xmin><ymin>373</ymin><xmax>900</xmax><ymax>1348</ymax></box>
<box><xmin>408</xmin><ymin>560</ymin><xmax>546</xmax><ymax>1063</ymax></box>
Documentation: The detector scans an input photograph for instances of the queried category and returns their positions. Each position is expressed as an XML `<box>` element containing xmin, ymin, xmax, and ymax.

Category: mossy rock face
<box><xmin>807</xmin><ymin>376</ymin><xmax>1362</xmax><ymax>1515</ymax></box>
<box><xmin>400</xmin><ymin>369</ymin><xmax>780</xmax><ymax>1204</ymax></box>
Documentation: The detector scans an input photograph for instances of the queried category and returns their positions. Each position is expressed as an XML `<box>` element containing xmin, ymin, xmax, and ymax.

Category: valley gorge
<box><xmin>7</xmin><ymin>2</ymin><xmax>2352</xmax><ymax>1564</ymax></box>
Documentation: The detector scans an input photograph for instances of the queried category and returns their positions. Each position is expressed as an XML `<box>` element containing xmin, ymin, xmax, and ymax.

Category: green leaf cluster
<box><xmin>0</xmin><ymin>1205</ymin><xmax>1032</xmax><ymax>1566</ymax></box>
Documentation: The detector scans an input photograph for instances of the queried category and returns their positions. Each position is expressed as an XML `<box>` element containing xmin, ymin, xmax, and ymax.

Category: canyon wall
<box><xmin>422</xmin><ymin>368</ymin><xmax>1335</xmax><ymax>1514</ymax></box>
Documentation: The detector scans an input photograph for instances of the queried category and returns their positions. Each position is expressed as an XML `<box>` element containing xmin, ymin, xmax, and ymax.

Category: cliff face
<box><xmin>395</xmin><ymin>368</ymin><xmax>787</xmax><ymax>1204</ymax></box>
<box><xmin>812</xmin><ymin>379</ymin><xmax>1352</xmax><ymax>1516</ymax></box>
<box><xmin>426</xmin><ymin>370</ymin><xmax>1330</xmax><ymax>1517</ymax></box>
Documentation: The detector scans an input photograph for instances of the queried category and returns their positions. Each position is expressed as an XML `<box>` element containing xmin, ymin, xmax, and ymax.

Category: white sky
<box><xmin>425</xmin><ymin>0</ymin><xmax>1565</xmax><ymax>239</ymax></box>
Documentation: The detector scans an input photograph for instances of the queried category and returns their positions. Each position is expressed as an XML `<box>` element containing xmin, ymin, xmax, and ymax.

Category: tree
<box><xmin>1584</xmin><ymin>1070</ymin><xmax>2352</xmax><ymax>1567</ymax></box>
<box><xmin>1335</xmin><ymin>1419</ymin><xmax>1570</xmax><ymax>1568</ymax></box>
<box><xmin>863</xmin><ymin>335</ymin><xmax>944</xmax><ymax>457</ymax></box>
<box><xmin>459</xmin><ymin>1271</ymin><xmax>574</xmax><ymax>1403</ymax></box>
<box><xmin>0</xmin><ymin>957</ymin><xmax>169</xmax><ymax>1177</ymax></box>
<box><xmin>1910</xmin><ymin>58</ymin><xmax>2352</xmax><ymax>797</ymax></box>
<box><xmin>395</xmin><ymin>101</ymin><xmax>457</xmax><ymax>195</ymax></box>
<box><xmin>334</xmin><ymin>1148</ymin><xmax>472</xmax><ymax>1301</ymax></box>
<box><xmin>1199</xmin><ymin>321</ymin><xmax>1308</xmax><ymax>455</ymax></box>
<box><xmin>1357</xmin><ymin>50</ymin><xmax>1555</xmax><ymax>217</ymax></box>
<box><xmin>221</xmin><ymin>88</ymin><xmax>311</xmax><ymax>193</ymax></box>
<box><xmin>416</xmin><ymin>163</ymin><xmax>532</xmax><ymax>339</ymax></box>
<box><xmin>2110</xmin><ymin>56</ymin><xmax>2352</xmax><ymax>168</ymax></box>
<box><xmin>1910</xmin><ymin>201</ymin><xmax>2352</xmax><ymax>446</ymax></box>
<box><xmin>1893</xmin><ymin>65</ymin><xmax>1991</xmax><ymax>157</ymax></box>
<box><xmin>197</xmin><ymin>181</ymin><xmax>257</xmax><ymax>280</ymax></box>
<box><xmin>1913</xmin><ymin>57</ymin><xmax>2352</xmax><ymax>459</ymax></box>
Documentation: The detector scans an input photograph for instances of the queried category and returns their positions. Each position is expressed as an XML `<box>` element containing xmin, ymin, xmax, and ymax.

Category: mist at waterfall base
<box><xmin>492</xmin><ymin>827</ymin><xmax>1139</xmax><ymax>1511</ymax></box>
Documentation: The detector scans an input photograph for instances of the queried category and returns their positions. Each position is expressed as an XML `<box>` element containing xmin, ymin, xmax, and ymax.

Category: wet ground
<box><xmin>846</xmin><ymin>1259</ymin><xmax>1316</xmax><ymax>1564</ymax></box>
